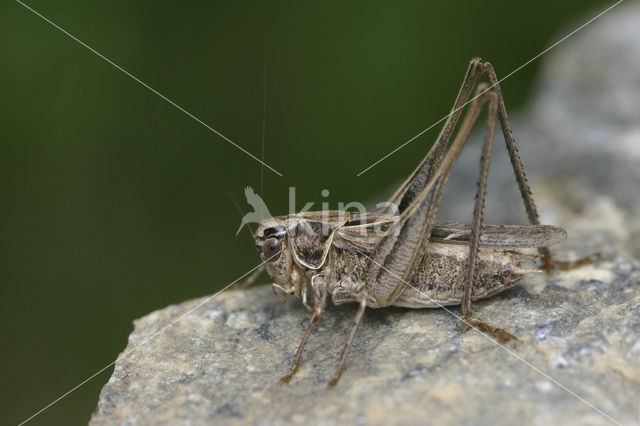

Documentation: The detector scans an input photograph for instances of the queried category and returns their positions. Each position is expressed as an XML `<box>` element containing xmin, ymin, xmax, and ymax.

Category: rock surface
<box><xmin>92</xmin><ymin>4</ymin><xmax>640</xmax><ymax>425</ymax></box>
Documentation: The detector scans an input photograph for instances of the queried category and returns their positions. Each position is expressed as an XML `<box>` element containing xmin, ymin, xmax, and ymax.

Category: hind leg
<box><xmin>456</xmin><ymin>77</ymin><xmax>520</xmax><ymax>343</ymax></box>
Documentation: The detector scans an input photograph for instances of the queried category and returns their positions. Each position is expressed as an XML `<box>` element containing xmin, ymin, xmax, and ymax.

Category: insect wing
<box><xmin>430</xmin><ymin>220</ymin><xmax>567</xmax><ymax>249</ymax></box>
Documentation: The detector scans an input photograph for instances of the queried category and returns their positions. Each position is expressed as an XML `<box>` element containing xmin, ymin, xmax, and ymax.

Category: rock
<box><xmin>92</xmin><ymin>4</ymin><xmax>640</xmax><ymax>425</ymax></box>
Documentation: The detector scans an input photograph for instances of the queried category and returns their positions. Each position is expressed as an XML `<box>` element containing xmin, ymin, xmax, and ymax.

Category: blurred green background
<box><xmin>1</xmin><ymin>1</ymin><xmax>611</xmax><ymax>424</ymax></box>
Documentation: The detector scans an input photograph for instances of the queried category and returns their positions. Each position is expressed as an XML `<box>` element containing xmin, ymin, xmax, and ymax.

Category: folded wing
<box><xmin>430</xmin><ymin>219</ymin><xmax>567</xmax><ymax>250</ymax></box>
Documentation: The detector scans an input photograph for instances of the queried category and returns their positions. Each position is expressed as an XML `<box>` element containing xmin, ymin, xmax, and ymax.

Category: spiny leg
<box><xmin>329</xmin><ymin>298</ymin><xmax>367</xmax><ymax>387</ymax></box>
<box><xmin>482</xmin><ymin>61</ymin><xmax>592</xmax><ymax>273</ymax></box>
<box><xmin>367</xmin><ymin>59</ymin><xmax>495</xmax><ymax>308</ymax></box>
<box><xmin>392</xmin><ymin>60</ymin><xmax>540</xmax><ymax>339</ymax></box>
<box><xmin>482</xmin><ymin>62</ymin><xmax>548</xmax><ymax>263</ymax></box>
<box><xmin>384</xmin><ymin>58</ymin><xmax>486</xmax><ymax>215</ymax></box>
<box><xmin>458</xmin><ymin>84</ymin><xmax>518</xmax><ymax>342</ymax></box>
<box><xmin>369</xmin><ymin>58</ymin><xmax>584</xmax><ymax>328</ymax></box>
<box><xmin>400</xmin><ymin>58</ymin><xmax>586</xmax><ymax>275</ymax></box>
<box><xmin>280</xmin><ymin>275</ymin><xmax>327</xmax><ymax>383</ymax></box>
<box><xmin>454</xmin><ymin>60</ymin><xmax>590</xmax><ymax>340</ymax></box>
<box><xmin>379</xmin><ymin>58</ymin><xmax>585</xmax><ymax>300</ymax></box>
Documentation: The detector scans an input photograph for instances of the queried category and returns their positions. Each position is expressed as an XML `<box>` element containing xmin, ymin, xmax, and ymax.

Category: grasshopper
<box><xmin>245</xmin><ymin>58</ymin><xmax>583</xmax><ymax>386</ymax></box>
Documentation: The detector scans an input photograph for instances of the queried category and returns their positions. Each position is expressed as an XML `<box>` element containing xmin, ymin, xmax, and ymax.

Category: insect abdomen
<box><xmin>392</xmin><ymin>242</ymin><xmax>529</xmax><ymax>308</ymax></box>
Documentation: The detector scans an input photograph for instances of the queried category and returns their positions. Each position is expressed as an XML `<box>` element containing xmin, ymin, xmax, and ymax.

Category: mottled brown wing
<box><xmin>430</xmin><ymin>219</ymin><xmax>567</xmax><ymax>250</ymax></box>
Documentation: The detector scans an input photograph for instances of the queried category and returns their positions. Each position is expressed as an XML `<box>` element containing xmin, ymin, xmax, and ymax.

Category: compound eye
<box><xmin>263</xmin><ymin>238</ymin><xmax>281</xmax><ymax>262</ymax></box>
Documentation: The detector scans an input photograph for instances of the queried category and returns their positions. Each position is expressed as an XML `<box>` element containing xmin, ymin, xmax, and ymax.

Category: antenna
<box><xmin>261</xmin><ymin>59</ymin><xmax>266</xmax><ymax>201</ymax></box>
<box><xmin>160</xmin><ymin>63</ymin><xmax>271</xmax><ymax>239</ymax></box>
<box><xmin>260</xmin><ymin>59</ymin><xmax>267</xmax><ymax>222</ymax></box>
<box><xmin>171</xmin><ymin>144</ymin><xmax>255</xmax><ymax>237</ymax></box>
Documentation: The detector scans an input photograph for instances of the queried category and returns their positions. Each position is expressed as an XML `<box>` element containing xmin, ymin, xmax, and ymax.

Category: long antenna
<box><xmin>261</xmin><ymin>59</ymin><xmax>266</xmax><ymax>201</ymax></box>
<box><xmin>172</xmin><ymin>144</ymin><xmax>255</xmax><ymax>237</ymax></box>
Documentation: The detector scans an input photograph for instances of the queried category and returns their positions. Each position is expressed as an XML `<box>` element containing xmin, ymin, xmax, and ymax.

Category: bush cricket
<box><xmin>242</xmin><ymin>57</ymin><xmax>588</xmax><ymax>387</ymax></box>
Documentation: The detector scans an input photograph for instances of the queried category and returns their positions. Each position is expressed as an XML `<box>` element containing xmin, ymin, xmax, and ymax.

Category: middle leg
<box><xmin>329</xmin><ymin>297</ymin><xmax>367</xmax><ymax>387</ymax></box>
<box><xmin>281</xmin><ymin>275</ymin><xmax>327</xmax><ymax>383</ymax></box>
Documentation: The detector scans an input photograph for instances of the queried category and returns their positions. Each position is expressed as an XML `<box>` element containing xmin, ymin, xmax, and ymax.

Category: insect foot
<box><xmin>459</xmin><ymin>315</ymin><xmax>519</xmax><ymax>344</ymax></box>
<box><xmin>280</xmin><ymin>366</ymin><xmax>298</xmax><ymax>384</ymax></box>
<box><xmin>542</xmin><ymin>252</ymin><xmax>602</xmax><ymax>275</ymax></box>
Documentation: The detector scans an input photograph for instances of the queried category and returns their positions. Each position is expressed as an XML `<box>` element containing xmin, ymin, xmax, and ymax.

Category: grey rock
<box><xmin>92</xmin><ymin>4</ymin><xmax>640</xmax><ymax>425</ymax></box>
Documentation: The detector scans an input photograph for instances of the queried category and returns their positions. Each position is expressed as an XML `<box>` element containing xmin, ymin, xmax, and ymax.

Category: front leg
<box><xmin>280</xmin><ymin>275</ymin><xmax>327</xmax><ymax>383</ymax></box>
<box><xmin>271</xmin><ymin>282</ymin><xmax>294</xmax><ymax>304</ymax></box>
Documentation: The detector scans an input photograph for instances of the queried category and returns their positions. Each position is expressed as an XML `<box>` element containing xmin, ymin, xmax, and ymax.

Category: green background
<box><xmin>1</xmin><ymin>1</ymin><xmax>611</xmax><ymax>424</ymax></box>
